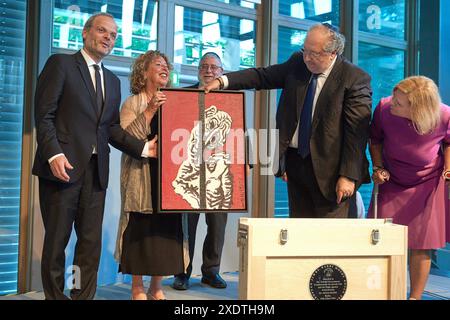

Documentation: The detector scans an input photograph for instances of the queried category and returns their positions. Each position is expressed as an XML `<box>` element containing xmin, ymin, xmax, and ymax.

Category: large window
<box><xmin>52</xmin><ymin>0</ymin><xmax>158</xmax><ymax>58</ymax></box>
<box><xmin>275</xmin><ymin>26</ymin><xmax>307</xmax><ymax>217</ymax></box>
<box><xmin>278</xmin><ymin>26</ymin><xmax>306</xmax><ymax>63</ymax></box>
<box><xmin>0</xmin><ymin>0</ymin><xmax>27</xmax><ymax>295</ymax></box>
<box><xmin>357</xmin><ymin>0</ymin><xmax>406</xmax><ymax>213</ymax></box>
<box><xmin>358</xmin><ymin>43</ymin><xmax>405</xmax><ymax>106</ymax></box>
<box><xmin>359</xmin><ymin>0</ymin><xmax>405</xmax><ymax>39</ymax></box>
<box><xmin>279</xmin><ymin>0</ymin><xmax>340</xmax><ymax>25</ymax></box>
<box><xmin>173</xmin><ymin>5</ymin><xmax>256</xmax><ymax>70</ymax></box>
<box><xmin>357</xmin><ymin>43</ymin><xmax>405</xmax><ymax>212</ymax></box>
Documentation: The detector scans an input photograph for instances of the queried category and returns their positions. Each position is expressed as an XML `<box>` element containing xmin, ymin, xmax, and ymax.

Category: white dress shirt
<box><xmin>289</xmin><ymin>56</ymin><xmax>337</xmax><ymax>148</ymax></box>
<box><xmin>80</xmin><ymin>48</ymin><xmax>105</xmax><ymax>100</ymax></box>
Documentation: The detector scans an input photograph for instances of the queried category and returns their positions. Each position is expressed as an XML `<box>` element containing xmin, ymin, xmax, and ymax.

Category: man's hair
<box><xmin>199</xmin><ymin>52</ymin><xmax>223</xmax><ymax>67</ymax></box>
<box><xmin>309</xmin><ymin>23</ymin><xmax>345</xmax><ymax>55</ymax></box>
<box><xmin>83</xmin><ymin>12</ymin><xmax>116</xmax><ymax>32</ymax></box>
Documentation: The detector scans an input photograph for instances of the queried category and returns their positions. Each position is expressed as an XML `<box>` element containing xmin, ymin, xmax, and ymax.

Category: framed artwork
<box><xmin>158</xmin><ymin>88</ymin><xmax>247</xmax><ymax>213</ymax></box>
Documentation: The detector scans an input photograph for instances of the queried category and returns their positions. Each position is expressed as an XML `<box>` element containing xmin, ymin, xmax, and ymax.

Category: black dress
<box><xmin>119</xmin><ymin>114</ymin><xmax>185</xmax><ymax>276</ymax></box>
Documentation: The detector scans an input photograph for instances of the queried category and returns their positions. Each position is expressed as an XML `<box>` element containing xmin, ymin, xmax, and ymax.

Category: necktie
<box><xmin>93</xmin><ymin>64</ymin><xmax>103</xmax><ymax>115</ymax></box>
<box><xmin>298</xmin><ymin>73</ymin><xmax>319</xmax><ymax>158</ymax></box>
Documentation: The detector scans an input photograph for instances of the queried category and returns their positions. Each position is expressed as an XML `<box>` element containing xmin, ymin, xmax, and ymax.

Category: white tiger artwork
<box><xmin>172</xmin><ymin>105</ymin><xmax>233</xmax><ymax>209</ymax></box>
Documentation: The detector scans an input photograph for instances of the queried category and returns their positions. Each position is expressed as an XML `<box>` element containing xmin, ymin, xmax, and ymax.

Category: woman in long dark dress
<box><xmin>114</xmin><ymin>51</ymin><xmax>187</xmax><ymax>300</ymax></box>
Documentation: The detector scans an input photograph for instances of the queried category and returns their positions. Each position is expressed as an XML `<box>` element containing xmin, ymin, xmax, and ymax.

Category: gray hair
<box><xmin>199</xmin><ymin>52</ymin><xmax>223</xmax><ymax>67</ymax></box>
<box><xmin>83</xmin><ymin>12</ymin><xmax>116</xmax><ymax>32</ymax></box>
<box><xmin>309</xmin><ymin>23</ymin><xmax>345</xmax><ymax>55</ymax></box>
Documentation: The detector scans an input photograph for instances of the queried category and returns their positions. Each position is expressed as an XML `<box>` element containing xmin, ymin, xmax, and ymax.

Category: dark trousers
<box><xmin>39</xmin><ymin>155</ymin><xmax>106</xmax><ymax>300</ymax></box>
<box><xmin>286</xmin><ymin>148</ymin><xmax>350</xmax><ymax>218</ymax></box>
<box><xmin>177</xmin><ymin>212</ymin><xmax>227</xmax><ymax>278</ymax></box>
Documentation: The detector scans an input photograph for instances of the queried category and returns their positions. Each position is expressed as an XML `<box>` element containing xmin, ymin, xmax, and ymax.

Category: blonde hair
<box><xmin>129</xmin><ymin>50</ymin><xmax>172</xmax><ymax>94</ymax></box>
<box><xmin>394</xmin><ymin>76</ymin><xmax>441</xmax><ymax>135</ymax></box>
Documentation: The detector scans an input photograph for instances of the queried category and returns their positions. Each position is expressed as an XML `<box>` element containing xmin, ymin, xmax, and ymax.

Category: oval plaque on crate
<box><xmin>309</xmin><ymin>264</ymin><xmax>347</xmax><ymax>300</ymax></box>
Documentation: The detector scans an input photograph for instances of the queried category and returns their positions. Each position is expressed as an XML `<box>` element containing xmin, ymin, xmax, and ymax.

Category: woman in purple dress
<box><xmin>369</xmin><ymin>76</ymin><xmax>450</xmax><ymax>300</ymax></box>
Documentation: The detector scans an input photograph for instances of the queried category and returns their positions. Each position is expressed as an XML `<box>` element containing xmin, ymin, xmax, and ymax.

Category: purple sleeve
<box><xmin>369</xmin><ymin>100</ymin><xmax>385</xmax><ymax>145</ymax></box>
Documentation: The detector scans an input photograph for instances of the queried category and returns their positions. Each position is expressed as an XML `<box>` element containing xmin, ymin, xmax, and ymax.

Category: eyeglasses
<box><xmin>300</xmin><ymin>48</ymin><xmax>329</xmax><ymax>59</ymax></box>
<box><xmin>199</xmin><ymin>64</ymin><xmax>222</xmax><ymax>72</ymax></box>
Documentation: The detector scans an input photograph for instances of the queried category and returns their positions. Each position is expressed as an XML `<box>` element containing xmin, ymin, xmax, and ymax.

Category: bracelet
<box><xmin>443</xmin><ymin>169</ymin><xmax>450</xmax><ymax>180</ymax></box>
<box><xmin>372</xmin><ymin>166</ymin><xmax>384</xmax><ymax>171</ymax></box>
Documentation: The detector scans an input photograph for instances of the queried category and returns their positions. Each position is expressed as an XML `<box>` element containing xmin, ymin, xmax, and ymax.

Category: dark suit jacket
<box><xmin>32</xmin><ymin>51</ymin><xmax>145</xmax><ymax>190</ymax></box>
<box><xmin>225</xmin><ymin>53</ymin><xmax>372</xmax><ymax>201</ymax></box>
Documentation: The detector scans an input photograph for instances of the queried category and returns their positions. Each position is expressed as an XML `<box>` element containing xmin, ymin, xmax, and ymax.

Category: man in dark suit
<box><xmin>32</xmin><ymin>13</ymin><xmax>156</xmax><ymax>300</ymax></box>
<box><xmin>172</xmin><ymin>53</ymin><xmax>228</xmax><ymax>290</ymax></box>
<box><xmin>205</xmin><ymin>23</ymin><xmax>372</xmax><ymax>218</ymax></box>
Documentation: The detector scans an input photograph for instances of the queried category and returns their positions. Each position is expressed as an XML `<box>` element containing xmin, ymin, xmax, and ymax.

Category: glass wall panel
<box><xmin>279</xmin><ymin>0</ymin><xmax>340</xmax><ymax>26</ymax></box>
<box><xmin>278</xmin><ymin>26</ymin><xmax>306</xmax><ymax>63</ymax></box>
<box><xmin>174</xmin><ymin>5</ymin><xmax>256</xmax><ymax>70</ymax></box>
<box><xmin>274</xmin><ymin>26</ymin><xmax>306</xmax><ymax>218</ymax></box>
<box><xmin>359</xmin><ymin>0</ymin><xmax>406</xmax><ymax>39</ymax></box>
<box><xmin>0</xmin><ymin>0</ymin><xmax>27</xmax><ymax>295</ymax></box>
<box><xmin>357</xmin><ymin>42</ymin><xmax>405</xmax><ymax>213</ymax></box>
<box><xmin>358</xmin><ymin>42</ymin><xmax>404</xmax><ymax>107</ymax></box>
<box><xmin>52</xmin><ymin>0</ymin><xmax>158</xmax><ymax>58</ymax></box>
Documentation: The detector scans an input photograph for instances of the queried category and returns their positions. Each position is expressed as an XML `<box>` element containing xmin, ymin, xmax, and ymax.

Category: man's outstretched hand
<box><xmin>147</xmin><ymin>135</ymin><xmax>158</xmax><ymax>158</ymax></box>
<box><xmin>201</xmin><ymin>78</ymin><xmax>222</xmax><ymax>93</ymax></box>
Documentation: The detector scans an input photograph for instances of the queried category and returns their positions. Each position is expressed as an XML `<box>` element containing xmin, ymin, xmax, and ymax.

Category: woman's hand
<box><xmin>372</xmin><ymin>168</ymin><xmax>390</xmax><ymax>184</ymax></box>
<box><xmin>144</xmin><ymin>91</ymin><xmax>166</xmax><ymax>120</ymax></box>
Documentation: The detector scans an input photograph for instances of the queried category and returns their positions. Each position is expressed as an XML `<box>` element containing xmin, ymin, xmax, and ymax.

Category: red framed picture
<box><xmin>158</xmin><ymin>88</ymin><xmax>248</xmax><ymax>213</ymax></box>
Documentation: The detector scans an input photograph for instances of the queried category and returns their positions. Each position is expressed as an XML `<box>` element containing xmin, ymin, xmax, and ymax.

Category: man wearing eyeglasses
<box><xmin>205</xmin><ymin>23</ymin><xmax>372</xmax><ymax>219</ymax></box>
<box><xmin>172</xmin><ymin>52</ymin><xmax>228</xmax><ymax>290</ymax></box>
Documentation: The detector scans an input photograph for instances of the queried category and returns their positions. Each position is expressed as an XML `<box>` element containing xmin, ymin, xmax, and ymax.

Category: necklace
<box><xmin>145</xmin><ymin>91</ymin><xmax>154</xmax><ymax>103</ymax></box>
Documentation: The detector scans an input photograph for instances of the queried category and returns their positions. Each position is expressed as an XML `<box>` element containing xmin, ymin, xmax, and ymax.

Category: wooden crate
<box><xmin>237</xmin><ymin>218</ymin><xmax>407</xmax><ymax>300</ymax></box>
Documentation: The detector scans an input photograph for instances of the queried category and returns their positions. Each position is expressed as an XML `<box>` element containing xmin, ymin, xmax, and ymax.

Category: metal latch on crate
<box><xmin>238</xmin><ymin>229</ymin><xmax>248</xmax><ymax>247</ymax></box>
<box><xmin>237</xmin><ymin>229</ymin><xmax>248</xmax><ymax>273</ymax></box>
<box><xmin>371</xmin><ymin>229</ymin><xmax>380</xmax><ymax>245</ymax></box>
<box><xmin>280</xmin><ymin>229</ymin><xmax>288</xmax><ymax>245</ymax></box>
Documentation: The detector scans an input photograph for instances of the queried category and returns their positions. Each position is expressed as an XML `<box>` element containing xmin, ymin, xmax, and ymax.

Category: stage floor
<box><xmin>1</xmin><ymin>271</ymin><xmax>449</xmax><ymax>300</ymax></box>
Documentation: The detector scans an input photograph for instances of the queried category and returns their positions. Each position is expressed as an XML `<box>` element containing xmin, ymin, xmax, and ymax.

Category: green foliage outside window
<box><xmin>53</xmin><ymin>11</ymin><xmax>155</xmax><ymax>57</ymax></box>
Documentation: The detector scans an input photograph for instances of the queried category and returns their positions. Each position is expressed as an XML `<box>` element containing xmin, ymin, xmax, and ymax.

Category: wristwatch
<box><xmin>372</xmin><ymin>165</ymin><xmax>384</xmax><ymax>171</ymax></box>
